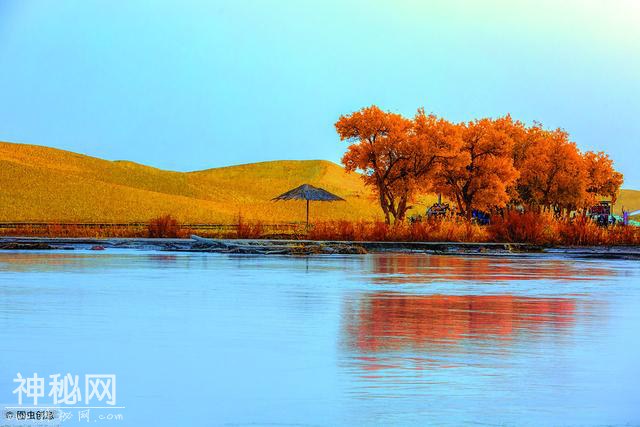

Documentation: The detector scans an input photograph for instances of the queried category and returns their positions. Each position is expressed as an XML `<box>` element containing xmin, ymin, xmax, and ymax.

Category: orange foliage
<box><xmin>347</xmin><ymin>293</ymin><xmax>576</xmax><ymax>352</ymax></box>
<box><xmin>583</xmin><ymin>151</ymin><xmax>624</xmax><ymax>204</ymax></box>
<box><xmin>306</xmin><ymin>214</ymin><xmax>639</xmax><ymax>245</ymax></box>
<box><xmin>368</xmin><ymin>253</ymin><xmax>614</xmax><ymax>283</ymax></box>
<box><xmin>511</xmin><ymin>124</ymin><xmax>623</xmax><ymax>212</ymax></box>
<box><xmin>1</xmin><ymin>216</ymin><xmax>638</xmax><ymax>245</ymax></box>
<box><xmin>515</xmin><ymin>127</ymin><xmax>587</xmax><ymax>211</ymax></box>
<box><xmin>336</xmin><ymin>106</ymin><xmax>460</xmax><ymax>224</ymax></box>
<box><xmin>490</xmin><ymin>211</ymin><xmax>640</xmax><ymax>245</ymax></box>
<box><xmin>336</xmin><ymin>106</ymin><xmax>413</xmax><ymax>224</ymax></box>
<box><xmin>307</xmin><ymin>218</ymin><xmax>488</xmax><ymax>242</ymax></box>
<box><xmin>435</xmin><ymin>116</ymin><xmax>519</xmax><ymax>218</ymax></box>
<box><xmin>336</xmin><ymin>106</ymin><xmax>624</xmax><ymax>220</ymax></box>
<box><xmin>0</xmin><ymin>224</ymin><xmax>147</xmax><ymax>238</ymax></box>
<box><xmin>147</xmin><ymin>215</ymin><xmax>182</xmax><ymax>238</ymax></box>
<box><xmin>489</xmin><ymin>211</ymin><xmax>555</xmax><ymax>244</ymax></box>
<box><xmin>236</xmin><ymin>214</ymin><xmax>264</xmax><ymax>239</ymax></box>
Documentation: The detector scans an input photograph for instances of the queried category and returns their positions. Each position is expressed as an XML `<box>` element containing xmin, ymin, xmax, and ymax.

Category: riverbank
<box><xmin>1</xmin><ymin>236</ymin><xmax>640</xmax><ymax>259</ymax></box>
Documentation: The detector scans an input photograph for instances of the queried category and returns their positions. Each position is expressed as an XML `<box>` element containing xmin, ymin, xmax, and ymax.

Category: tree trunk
<box><xmin>394</xmin><ymin>196</ymin><xmax>408</xmax><ymax>223</ymax></box>
<box><xmin>377</xmin><ymin>187</ymin><xmax>391</xmax><ymax>224</ymax></box>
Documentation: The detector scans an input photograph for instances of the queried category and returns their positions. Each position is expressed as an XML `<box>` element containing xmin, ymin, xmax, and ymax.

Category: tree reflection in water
<box><xmin>370</xmin><ymin>253</ymin><xmax>614</xmax><ymax>284</ymax></box>
<box><xmin>344</xmin><ymin>293</ymin><xmax>576</xmax><ymax>353</ymax></box>
<box><xmin>341</xmin><ymin>254</ymin><xmax>611</xmax><ymax>379</ymax></box>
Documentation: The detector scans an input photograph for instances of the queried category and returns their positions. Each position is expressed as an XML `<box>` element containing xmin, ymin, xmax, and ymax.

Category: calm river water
<box><xmin>0</xmin><ymin>250</ymin><xmax>639</xmax><ymax>426</ymax></box>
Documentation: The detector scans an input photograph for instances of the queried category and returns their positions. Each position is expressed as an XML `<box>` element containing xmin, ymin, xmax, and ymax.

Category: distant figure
<box><xmin>471</xmin><ymin>210</ymin><xmax>490</xmax><ymax>225</ymax></box>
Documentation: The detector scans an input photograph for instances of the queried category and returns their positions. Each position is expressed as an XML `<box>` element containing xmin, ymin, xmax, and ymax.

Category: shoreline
<box><xmin>1</xmin><ymin>236</ymin><xmax>640</xmax><ymax>259</ymax></box>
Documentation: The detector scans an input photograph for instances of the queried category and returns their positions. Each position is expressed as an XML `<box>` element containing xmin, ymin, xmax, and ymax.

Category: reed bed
<box><xmin>489</xmin><ymin>211</ymin><xmax>640</xmax><ymax>245</ymax></box>
<box><xmin>1</xmin><ymin>213</ymin><xmax>638</xmax><ymax>245</ymax></box>
<box><xmin>306</xmin><ymin>219</ymin><xmax>489</xmax><ymax>242</ymax></box>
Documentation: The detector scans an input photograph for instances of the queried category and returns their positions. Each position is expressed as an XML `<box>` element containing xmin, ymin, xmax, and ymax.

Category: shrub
<box><xmin>305</xmin><ymin>218</ymin><xmax>488</xmax><ymax>242</ymax></box>
<box><xmin>236</xmin><ymin>215</ymin><xmax>264</xmax><ymax>239</ymax></box>
<box><xmin>147</xmin><ymin>215</ymin><xmax>182</xmax><ymax>238</ymax></box>
<box><xmin>489</xmin><ymin>211</ymin><xmax>556</xmax><ymax>245</ymax></box>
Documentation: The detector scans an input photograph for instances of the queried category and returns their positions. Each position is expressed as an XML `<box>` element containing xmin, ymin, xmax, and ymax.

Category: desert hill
<box><xmin>0</xmin><ymin>141</ymin><xmax>382</xmax><ymax>223</ymax></box>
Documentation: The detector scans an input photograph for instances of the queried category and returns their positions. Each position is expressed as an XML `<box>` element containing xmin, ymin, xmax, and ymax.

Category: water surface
<box><xmin>0</xmin><ymin>251</ymin><xmax>638</xmax><ymax>426</ymax></box>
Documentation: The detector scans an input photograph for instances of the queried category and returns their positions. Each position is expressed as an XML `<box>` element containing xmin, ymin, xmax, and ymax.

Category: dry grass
<box><xmin>0</xmin><ymin>224</ymin><xmax>147</xmax><ymax>238</ymax></box>
<box><xmin>489</xmin><ymin>211</ymin><xmax>555</xmax><ymax>245</ymax></box>
<box><xmin>306</xmin><ymin>216</ymin><xmax>639</xmax><ymax>245</ymax></box>
<box><xmin>147</xmin><ymin>215</ymin><xmax>184</xmax><ymax>238</ymax></box>
<box><xmin>307</xmin><ymin>219</ymin><xmax>489</xmax><ymax>242</ymax></box>
<box><xmin>1</xmin><ymin>214</ymin><xmax>638</xmax><ymax>245</ymax></box>
<box><xmin>489</xmin><ymin>211</ymin><xmax>640</xmax><ymax>245</ymax></box>
<box><xmin>236</xmin><ymin>215</ymin><xmax>265</xmax><ymax>239</ymax></box>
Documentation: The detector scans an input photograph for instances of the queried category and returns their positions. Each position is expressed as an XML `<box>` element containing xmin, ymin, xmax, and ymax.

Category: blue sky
<box><xmin>0</xmin><ymin>0</ymin><xmax>638</xmax><ymax>187</ymax></box>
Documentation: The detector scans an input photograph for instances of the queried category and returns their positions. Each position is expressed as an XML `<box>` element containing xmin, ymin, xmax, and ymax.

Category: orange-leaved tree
<box><xmin>435</xmin><ymin>116</ymin><xmax>519</xmax><ymax>219</ymax></box>
<box><xmin>411</xmin><ymin>108</ymin><xmax>462</xmax><ymax>190</ymax></box>
<box><xmin>515</xmin><ymin>127</ymin><xmax>587</xmax><ymax>213</ymax></box>
<box><xmin>336</xmin><ymin>105</ymin><xmax>414</xmax><ymax>224</ymax></box>
<box><xmin>582</xmin><ymin>150</ymin><xmax>623</xmax><ymax>205</ymax></box>
<box><xmin>336</xmin><ymin>106</ymin><xmax>460</xmax><ymax>223</ymax></box>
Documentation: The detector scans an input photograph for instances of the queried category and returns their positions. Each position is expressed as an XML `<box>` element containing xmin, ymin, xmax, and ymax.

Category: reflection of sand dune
<box><xmin>371</xmin><ymin>254</ymin><xmax>614</xmax><ymax>283</ymax></box>
<box><xmin>0</xmin><ymin>252</ymin><xmax>180</xmax><ymax>273</ymax></box>
<box><xmin>346</xmin><ymin>293</ymin><xmax>576</xmax><ymax>352</ymax></box>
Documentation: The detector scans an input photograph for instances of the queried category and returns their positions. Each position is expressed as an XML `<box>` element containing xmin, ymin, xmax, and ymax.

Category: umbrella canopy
<box><xmin>272</xmin><ymin>184</ymin><xmax>345</xmax><ymax>202</ymax></box>
<box><xmin>272</xmin><ymin>184</ymin><xmax>345</xmax><ymax>226</ymax></box>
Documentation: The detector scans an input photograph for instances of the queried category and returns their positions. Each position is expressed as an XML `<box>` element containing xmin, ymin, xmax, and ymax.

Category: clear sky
<box><xmin>0</xmin><ymin>0</ymin><xmax>638</xmax><ymax>187</ymax></box>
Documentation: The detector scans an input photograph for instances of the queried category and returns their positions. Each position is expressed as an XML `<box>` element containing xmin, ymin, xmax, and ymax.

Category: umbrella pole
<box><xmin>306</xmin><ymin>199</ymin><xmax>310</xmax><ymax>228</ymax></box>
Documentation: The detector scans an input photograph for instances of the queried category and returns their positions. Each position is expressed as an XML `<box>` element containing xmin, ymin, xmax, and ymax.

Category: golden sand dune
<box><xmin>0</xmin><ymin>141</ymin><xmax>382</xmax><ymax>223</ymax></box>
<box><xmin>619</xmin><ymin>189</ymin><xmax>640</xmax><ymax>215</ymax></box>
<box><xmin>0</xmin><ymin>141</ymin><xmax>637</xmax><ymax>223</ymax></box>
